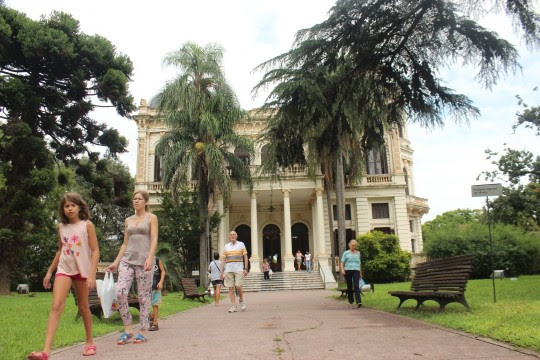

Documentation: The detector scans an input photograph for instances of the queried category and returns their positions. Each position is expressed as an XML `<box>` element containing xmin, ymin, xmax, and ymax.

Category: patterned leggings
<box><xmin>116</xmin><ymin>261</ymin><xmax>153</xmax><ymax>331</ymax></box>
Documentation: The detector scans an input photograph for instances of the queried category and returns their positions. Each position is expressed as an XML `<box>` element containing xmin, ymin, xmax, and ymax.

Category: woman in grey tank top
<box><xmin>107</xmin><ymin>190</ymin><xmax>158</xmax><ymax>344</ymax></box>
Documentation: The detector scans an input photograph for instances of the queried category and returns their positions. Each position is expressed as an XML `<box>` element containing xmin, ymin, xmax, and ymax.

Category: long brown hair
<box><xmin>133</xmin><ymin>190</ymin><xmax>150</xmax><ymax>212</ymax></box>
<box><xmin>58</xmin><ymin>192</ymin><xmax>90</xmax><ymax>224</ymax></box>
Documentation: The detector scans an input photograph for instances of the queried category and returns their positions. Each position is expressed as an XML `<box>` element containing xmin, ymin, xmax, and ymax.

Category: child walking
<box><xmin>28</xmin><ymin>193</ymin><xmax>100</xmax><ymax>360</ymax></box>
<box><xmin>149</xmin><ymin>257</ymin><xmax>165</xmax><ymax>331</ymax></box>
<box><xmin>262</xmin><ymin>258</ymin><xmax>271</xmax><ymax>280</ymax></box>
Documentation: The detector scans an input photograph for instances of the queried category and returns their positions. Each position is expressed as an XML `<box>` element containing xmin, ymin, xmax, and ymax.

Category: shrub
<box><xmin>423</xmin><ymin>222</ymin><xmax>540</xmax><ymax>278</ymax></box>
<box><xmin>356</xmin><ymin>231</ymin><xmax>411</xmax><ymax>283</ymax></box>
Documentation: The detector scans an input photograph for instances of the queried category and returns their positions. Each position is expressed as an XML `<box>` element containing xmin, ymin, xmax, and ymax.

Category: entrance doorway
<box><xmin>263</xmin><ymin>224</ymin><xmax>282</xmax><ymax>272</ymax></box>
<box><xmin>235</xmin><ymin>224</ymin><xmax>251</xmax><ymax>257</ymax></box>
<box><xmin>292</xmin><ymin>223</ymin><xmax>309</xmax><ymax>270</ymax></box>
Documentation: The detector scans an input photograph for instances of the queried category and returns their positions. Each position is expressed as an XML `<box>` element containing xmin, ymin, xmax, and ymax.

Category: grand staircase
<box><xmin>232</xmin><ymin>271</ymin><xmax>325</xmax><ymax>292</ymax></box>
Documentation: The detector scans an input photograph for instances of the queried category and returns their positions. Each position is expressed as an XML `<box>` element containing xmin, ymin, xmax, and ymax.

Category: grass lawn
<box><xmin>337</xmin><ymin>275</ymin><xmax>540</xmax><ymax>352</ymax></box>
<box><xmin>0</xmin><ymin>291</ymin><xmax>207</xmax><ymax>360</ymax></box>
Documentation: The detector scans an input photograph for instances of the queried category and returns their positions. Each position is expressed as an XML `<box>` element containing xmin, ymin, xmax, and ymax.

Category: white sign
<box><xmin>471</xmin><ymin>184</ymin><xmax>503</xmax><ymax>197</ymax></box>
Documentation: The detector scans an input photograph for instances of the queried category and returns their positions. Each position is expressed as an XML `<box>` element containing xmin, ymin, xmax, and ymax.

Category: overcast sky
<box><xmin>8</xmin><ymin>0</ymin><xmax>539</xmax><ymax>221</ymax></box>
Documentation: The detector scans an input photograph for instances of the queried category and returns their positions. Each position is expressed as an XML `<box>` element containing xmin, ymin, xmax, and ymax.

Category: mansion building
<box><xmin>134</xmin><ymin>99</ymin><xmax>429</xmax><ymax>287</ymax></box>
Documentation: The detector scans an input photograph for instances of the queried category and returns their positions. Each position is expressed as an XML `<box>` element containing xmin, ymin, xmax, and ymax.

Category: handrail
<box><xmin>318</xmin><ymin>260</ymin><xmax>325</xmax><ymax>284</ymax></box>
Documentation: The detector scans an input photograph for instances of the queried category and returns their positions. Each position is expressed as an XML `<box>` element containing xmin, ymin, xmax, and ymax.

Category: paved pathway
<box><xmin>53</xmin><ymin>290</ymin><xmax>539</xmax><ymax>360</ymax></box>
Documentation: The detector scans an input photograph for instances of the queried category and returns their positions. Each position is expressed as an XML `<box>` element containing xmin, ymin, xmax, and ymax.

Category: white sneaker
<box><xmin>228</xmin><ymin>306</ymin><xmax>237</xmax><ymax>313</ymax></box>
<box><xmin>239</xmin><ymin>301</ymin><xmax>246</xmax><ymax>311</ymax></box>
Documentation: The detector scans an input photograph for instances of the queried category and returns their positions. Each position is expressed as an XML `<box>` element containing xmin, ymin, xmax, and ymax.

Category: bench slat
<box><xmin>388</xmin><ymin>255</ymin><xmax>473</xmax><ymax>312</ymax></box>
<box><xmin>181</xmin><ymin>277</ymin><xmax>209</xmax><ymax>302</ymax></box>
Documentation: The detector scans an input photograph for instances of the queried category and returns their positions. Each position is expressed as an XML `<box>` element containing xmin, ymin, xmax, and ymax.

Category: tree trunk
<box><xmin>198</xmin><ymin>171</ymin><xmax>209</xmax><ymax>288</ymax></box>
<box><xmin>0</xmin><ymin>258</ymin><xmax>10</xmax><ymax>295</ymax></box>
<box><xmin>335</xmin><ymin>151</ymin><xmax>347</xmax><ymax>259</ymax></box>
<box><xmin>324</xmin><ymin>178</ymin><xmax>337</xmax><ymax>277</ymax></box>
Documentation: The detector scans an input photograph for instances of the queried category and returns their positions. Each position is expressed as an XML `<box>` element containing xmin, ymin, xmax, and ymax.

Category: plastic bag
<box><xmin>359</xmin><ymin>277</ymin><xmax>366</xmax><ymax>288</ymax></box>
<box><xmin>99</xmin><ymin>272</ymin><xmax>118</xmax><ymax>318</ymax></box>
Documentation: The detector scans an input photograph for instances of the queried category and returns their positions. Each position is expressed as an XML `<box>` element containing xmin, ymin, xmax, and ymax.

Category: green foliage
<box><xmin>0</xmin><ymin>6</ymin><xmax>134</xmax><ymax>293</ymax></box>
<box><xmin>423</xmin><ymin>214</ymin><xmax>540</xmax><ymax>277</ymax></box>
<box><xmin>490</xmin><ymin>183</ymin><xmax>540</xmax><ymax>231</ymax></box>
<box><xmin>422</xmin><ymin>209</ymin><xmax>484</xmax><ymax>233</ymax></box>
<box><xmin>0</xmin><ymin>122</ymin><xmax>57</xmax><ymax>293</ymax></box>
<box><xmin>356</xmin><ymin>231</ymin><xmax>411</xmax><ymax>283</ymax></box>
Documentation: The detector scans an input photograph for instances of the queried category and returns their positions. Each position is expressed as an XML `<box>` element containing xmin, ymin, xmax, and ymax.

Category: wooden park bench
<box><xmin>181</xmin><ymin>277</ymin><xmax>209</xmax><ymax>302</ymax></box>
<box><xmin>388</xmin><ymin>254</ymin><xmax>473</xmax><ymax>312</ymax></box>
<box><xmin>72</xmin><ymin>271</ymin><xmax>139</xmax><ymax>320</ymax></box>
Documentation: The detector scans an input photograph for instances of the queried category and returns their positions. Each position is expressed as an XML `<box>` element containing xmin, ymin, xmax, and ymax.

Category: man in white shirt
<box><xmin>220</xmin><ymin>231</ymin><xmax>249</xmax><ymax>313</ymax></box>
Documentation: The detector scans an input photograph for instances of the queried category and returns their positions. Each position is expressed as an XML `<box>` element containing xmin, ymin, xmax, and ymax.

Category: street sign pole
<box><xmin>471</xmin><ymin>184</ymin><xmax>502</xmax><ymax>304</ymax></box>
<box><xmin>486</xmin><ymin>197</ymin><xmax>496</xmax><ymax>303</ymax></box>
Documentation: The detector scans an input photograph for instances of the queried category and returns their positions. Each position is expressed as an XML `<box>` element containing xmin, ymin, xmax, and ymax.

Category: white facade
<box><xmin>134</xmin><ymin>100</ymin><xmax>429</xmax><ymax>288</ymax></box>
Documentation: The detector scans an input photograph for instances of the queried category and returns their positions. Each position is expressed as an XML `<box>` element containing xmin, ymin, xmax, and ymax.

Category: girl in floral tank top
<box><xmin>28</xmin><ymin>193</ymin><xmax>100</xmax><ymax>360</ymax></box>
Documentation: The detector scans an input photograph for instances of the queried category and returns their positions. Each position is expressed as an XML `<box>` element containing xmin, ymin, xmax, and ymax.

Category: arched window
<box><xmin>234</xmin><ymin>147</ymin><xmax>250</xmax><ymax>166</ymax></box>
<box><xmin>260</xmin><ymin>144</ymin><xmax>270</xmax><ymax>165</ymax></box>
<box><xmin>154</xmin><ymin>149</ymin><xmax>164</xmax><ymax>182</ymax></box>
<box><xmin>366</xmin><ymin>145</ymin><xmax>388</xmax><ymax>174</ymax></box>
<box><xmin>403</xmin><ymin>167</ymin><xmax>409</xmax><ymax>195</ymax></box>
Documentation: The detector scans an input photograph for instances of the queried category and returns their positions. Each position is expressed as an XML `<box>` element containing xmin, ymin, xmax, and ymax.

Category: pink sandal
<box><xmin>82</xmin><ymin>344</ymin><xmax>97</xmax><ymax>356</ymax></box>
<box><xmin>27</xmin><ymin>352</ymin><xmax>49</xmax><ymax>360</ymax></box>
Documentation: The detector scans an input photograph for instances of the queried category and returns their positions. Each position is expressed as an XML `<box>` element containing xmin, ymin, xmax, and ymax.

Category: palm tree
<box><xmin>155</xmin><ymin>42</ymin><xmax>254</xmax><ymax>286</ymax></box>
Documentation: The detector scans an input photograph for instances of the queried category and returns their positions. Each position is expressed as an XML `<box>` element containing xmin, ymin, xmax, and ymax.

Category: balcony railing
<box><xmin>364</xmin><ymin>174</ymin><xmax>393</xmax><ymax>184</ymax></box>
<box><xmin>147</xmin><ymin>182</ymin><xmax>163</xmax><ymax>192</ymax></box>
<box><xmin>145</xmin><ymin>181</ymin><xmax>196</xmax><ymax>193</ymax></box>
<box><xmin>146</xmin><ymin>170</ymin><xmax>394</xmax><ymax>191</ymax></box>
<box><xmin>346</xmin><ymin>174</ymin><xmax>394</xmax><ymax>186</ymax></box>
<box><xmin>227</xmin><ymin>164</ymin><xmax>310</xmax><ymax>179</ymax></box>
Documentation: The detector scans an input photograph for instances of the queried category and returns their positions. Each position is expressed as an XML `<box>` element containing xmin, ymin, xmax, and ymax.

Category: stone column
<box><xmin>217</xmin><ymin>195</ymin><xmax>225</xmax><ymax>254</ymax></box>
<box><xmin>250</xmin><ymin>191</ymin><xmax>261</xmax><ymax>272</ymax></box>
<box><xmin>311</xmin><ymin>199</ymin><xmax>318</xmax><ymax>256</ymax></box>
<box><xmin>282</xmin><ymin>189</ymin><xmax>295</xmax><ymax>271</ymax></box>
<box><xmin>315</xmin><ymin>187</ymin><xmax>337</xmax><ymax>288</ymax></box>
<box><xmin>315</xmin><ymin>188</ymin><xmax>327</xmax><ymax>255</ymax></box>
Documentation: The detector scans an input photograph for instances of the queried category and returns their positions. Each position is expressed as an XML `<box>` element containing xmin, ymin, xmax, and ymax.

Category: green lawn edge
<box><xmin>0</xmin><ymin>291</ymin><xmax>208</xmax><ymax>360</ymax></box>
<box><xmin>334</xmin><ymin>275</ymin><xmax>540</xmax><ymax>352</ymax></box>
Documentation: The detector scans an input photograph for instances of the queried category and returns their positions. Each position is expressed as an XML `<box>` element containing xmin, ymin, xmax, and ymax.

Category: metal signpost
<box><xmin>471</xmin><ymin>183</ymin><xmax>503</xmax><ymax>303</ymax></box>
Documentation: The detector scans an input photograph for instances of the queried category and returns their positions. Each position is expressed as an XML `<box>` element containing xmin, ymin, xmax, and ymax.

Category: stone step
<box><xmin>219</xmin><ymin>271</ymin><xmax>325</xmax><ymax>292</ymax></box>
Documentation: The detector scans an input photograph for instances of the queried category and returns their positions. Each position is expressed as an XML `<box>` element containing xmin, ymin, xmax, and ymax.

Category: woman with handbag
<box><xmin>208</xmin><ymin>252</ymin><xmax>223</xmax><ymax>305</ymax></box>
<box><xmin>107</xmin><ymin>190</ymin><xmax>158</xmax><ymax>345</ymax></box>
<box><xmin>340</xmin><ymin>239</ymin><xmax>363</xmax><ymax>308</ymax></box>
